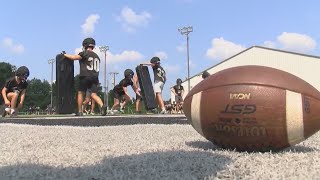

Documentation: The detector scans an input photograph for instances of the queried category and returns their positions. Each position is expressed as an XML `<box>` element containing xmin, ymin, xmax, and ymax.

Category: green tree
<box><xmin>0</xmin><ymin>62</ymin><xmax>16</xmax><ymax>104</ymax></box>
<box><xmin>24</xmin><ymin>78</ymin><xmax>51</xmax><ymax>110</ymax></box>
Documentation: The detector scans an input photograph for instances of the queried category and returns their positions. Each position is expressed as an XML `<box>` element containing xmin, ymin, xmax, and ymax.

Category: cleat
<box><xmin>101</xmin><ymin>105</ymin><xmax>107</xmax><ymax>116</ymax></box>
<box><xmin>75</xmin><ymin>112</ymin><xmax>83</xmax><ymax>116</ymax></box>
<box><xmin>2</xmin><ymin>107</ymin><xmax>8</xmax><ymax>117</ymax></box>
<box><xmin>10</xmin><ymin>111</ymin><xmax>17</xmax><ymax>117</ymax></box>
<box><xmin>107</xmin><ymin>110</ymin><xmax>114</xmax><ymax>115</ymax></box>
<box><xmin>160</xmin><ymin>110</ymin><xmax>168</xmax><ymax>114</ymax></box>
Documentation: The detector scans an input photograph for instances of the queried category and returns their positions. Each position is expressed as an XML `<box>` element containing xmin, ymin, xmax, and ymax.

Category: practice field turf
<box><xmin>0</xmin><ymin>114</ymin><xmax>319</xmax><ymax>179</ymax></box>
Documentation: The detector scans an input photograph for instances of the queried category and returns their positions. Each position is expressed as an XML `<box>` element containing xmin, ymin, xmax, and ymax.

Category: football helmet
<box><xmin>82</xmin><ymin>38</ymin><xmax>96</xmax><ymax>48</ymax></box>
<box><xmin>16</xmin><ymin>66</ymin><xmax>29</xmax><ymax>79</ymax></box>
<box><xmin>150</xmin><ymin>56</ymin><xmax>160</xmax><ymax>64</ymax></box>
<box><xmin>176</xmin><ymin>78</ymin><xmax>182</xmax><ymax>85</ymax></box>
<box><xmin>202</xmin><ymin>71</ymin><xmax>210</xmax><ymax>79</ymax></box>
<box><xmin>124</xmin><ymin>69</ymin><xmax>134</xmax><ymax>79</ymax></box>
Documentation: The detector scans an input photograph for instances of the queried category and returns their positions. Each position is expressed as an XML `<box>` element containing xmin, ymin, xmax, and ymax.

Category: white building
<box><xmin>170</xmin><ymin>46</ymin><xmax>320</xmax><ymax>103</ymax></box>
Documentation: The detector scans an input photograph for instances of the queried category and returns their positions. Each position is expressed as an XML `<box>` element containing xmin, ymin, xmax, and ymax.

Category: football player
<box><xmin>202</xmin><ymin>70</ymin><xmax>210</xmax><ymax>79</ymax></box>
<box><xmin>171</xmin><ymin>78</ymin><xmax>184</xmax><ymax>113</ymax></box>
<box><xmin>140</xmin><ymin>56</ymin><xmax>167</xmax><ymax>114</ymax></box>
<box><xmin>1</xmin><ymin>66</ymin><xmax>29</xmax><ymax>117</ymax></box>
<box><xmin>63</xmin><ymin>37</ymin><xmax>107</xmax><ymax>116</ymax></box>
<box><xmin>110</xmin><ymin>69</ymin><xmax>141</xmax><ymax>114</ymax></box>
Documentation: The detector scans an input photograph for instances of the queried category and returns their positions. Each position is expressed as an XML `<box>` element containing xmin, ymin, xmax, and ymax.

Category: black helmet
<box><xmin>202</xmin><ymin>71</ymin><xmax>210</xmax><ymax>79</ymax></box>
<box><xmin>150</xmin><ymin>56</ymin><xmax>160</xmax><ymax>64</ymax></box>
<box><xmin>124</xmin><ymin>69</ymin><xmax>134</xmax><ymax>79</ymax></box>
<box><xmin>176</xmin><ymin>78</ymin><xmax>182</xmax><ymax>85</ymax></box>
<box><xmin>16</xmin><ymin>66</ymin><xmax>30</xmax><ymax>79</ymax></box>
<box><xmin>82</xmin><ymin>38</ymin><xmax>96</xmax><ymax>48</ymax></box>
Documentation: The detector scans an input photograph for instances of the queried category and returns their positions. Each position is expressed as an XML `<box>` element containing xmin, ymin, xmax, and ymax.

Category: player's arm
<box><xmin>1</xmin><ymin>87</ymin><xmax>9</xmax><ymax>105</ymax></box>
<box><xmin>181</xmin><ymin>86</ymin><xmax>184</xmax><ymax>97</ymax></box>
<box><xmin>132</xmin><ymin>75</ymin><xmax>142</xmax><ymax>96</ymax></box>
<box><xmin>171</xmin><ymin>88</ymin><xmax>177</xmax><ymax>95</ymax></box>
<box><xmin>132</xmin><ymin>74</ymin><xmax>138</xmax><ymax>87</ymax></box>
<box><xmin>64</xmin><ymin>53</ymin><xmax>82</xmax><ymax>61</ymax></box>
<box><xmin>139</xmin><ymin>62</ymin><xmax>152</xmax><ymax>66</ymax></box>
<box><xmin>163</xmin><ymin>70</ymin><xmax>167</xmax><ymax>82</ymax></box>
<box><xmin>122</xmin><ymin>86</ymin><xmax>130</xmax><ymax>97</ymax></box>
<box><xmin>132</xmin><ymin>85</ymin><xmax>141</xmax><ymax>97</ymax></box>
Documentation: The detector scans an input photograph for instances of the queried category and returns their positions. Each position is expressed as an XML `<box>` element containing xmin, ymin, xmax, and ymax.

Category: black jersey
<box><xmin>152</xmin><ymin>65</ymin><xmax>166</xmax><ymax>83</ymax></box>
<box><xmin>78</xmin><ymin>50</ymin><xmax>100</xmax><ymax>77</ymax></box>
<box><xmin>173</xmin><ymin>85</ymin><xmax>184</xmax><ymax>96</ymax></box>
<box><xmin>4</xmin><ymin>77</ymin><xmax>28</xmax><ymax>93</ymax></box>
<box><xmin>113</xmin><ymin>78</ymin><xmax>133</xmax><ymax>93</ymax></box>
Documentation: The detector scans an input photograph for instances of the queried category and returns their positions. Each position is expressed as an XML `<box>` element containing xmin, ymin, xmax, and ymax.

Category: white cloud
<box><xmin>263</xmin><ymin>41</ymin><xmax>276</xmax><ymax>49</ymax></box>
<box><xmin>163</xmin><ymin>64</ymin><xmax>181</xmax><ymax>74</ymax></box>
<box><xmin>185</xmin><ymin>60</ymin><xmax>196</xmax><ymax>69</ymax></box>
<box><xmin>1</xmin><ymin>37</ymin><xmax>25</xmax><ymax>54</ymax></box>
<box><xmin>81</xmin><ymin>14</ymin><xmax>100</xmax><ymax>36</ymax></box>
<box><xmin>206</xmin><ymin>37</ymin><xmax>245</xmax><ymax>61</ymax></box>
<box><xmin>277</xmin><ymin>32</ymin><xmax>316</xmax><ymax>53</ymax></box>
<box><xmin>154</xmin><ymin>51</ymin><xmax>168</xmax><ymax>60</ymax></box>
<box><xmin>107</xmin><ymin>50</ymin><xmax>144</xmax><ymax>63</ymax></box>
<box><xmin>176</xmin><ymin>43</ymin><xmax>186</xmax><ymax>53</ymax></box>
<box><xmin>261</xmin><ymin>32</ymin><xmax>316</xmax><ymax>53</ymax></box>
<box><xmin>116</xmin><ymin>6</ymin><xmax>152</xmax><ymax>33</ymax></box>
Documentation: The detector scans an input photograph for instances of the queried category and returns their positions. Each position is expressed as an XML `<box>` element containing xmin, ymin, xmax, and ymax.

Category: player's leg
<box><xmin>89</xmin><ymin>77</ymin><xmax>107</xmax><ymax>116</ymax></box>
<box><xmin>7</xmin><ymin>92</ymin><xmax>19</xmax><ymax>116</ymax></box>
<box><xmin>111</xmin><ymin>96</ymin><xmax>120</xmax><ymax>111</ymax></box>
<box><xmin>2</xmin><ymin>92</ymin><xmax>12</xmax><ymax>117</ymax></box>
<box><xmin>154</xmin><ymin>81</ymin><xmax>166</xmax><ymax>114</ymax></box>
<box><xmin>77</xmin><ymin>77</ymin><xmax>90</xmax><ymax>116</ymax></box>
<box><xmin>120</xmin><ymin>94</ymin><xmax>131</xmax><ymax>113</ymax></box>
<box><xmin>91</xmin><ymin>99</ymin><xmax>96</xmax><ymax>114</ymax></box>
<box><xmin>175</xmin><ymin>96</ymin><xmax>180</xmax><ymax>112</ymax></box>
<box><xmin>82</xmin><ymin>91</ymin><xmax>91</xmax><ymax>114</ymax></box>
<box><xmin>135</xmin><ymin>92</ymin><xmax>142</xmax><ymax>113</ymax></box>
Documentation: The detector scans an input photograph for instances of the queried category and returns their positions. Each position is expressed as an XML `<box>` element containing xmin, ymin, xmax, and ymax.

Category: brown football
<box><xmin>183</xmin><ymin>65</ymin><xmax>320</xmax><ymax>151</ymax></box>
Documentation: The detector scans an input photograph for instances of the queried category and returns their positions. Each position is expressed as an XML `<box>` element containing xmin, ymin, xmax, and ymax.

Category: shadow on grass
<box><xmin>0</xmin><ymin>150</ymin><xmax>231</xmax><ymax>180</ymax></box>
<box><xmin>186</xmin><ymin>140</ymin><xmax>319</xmax><ymax>153</ymax></box>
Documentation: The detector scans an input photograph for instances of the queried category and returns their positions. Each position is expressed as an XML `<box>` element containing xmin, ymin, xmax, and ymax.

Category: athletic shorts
<box><xmin>113</xmin><ymin>90</ymin><xmax>125</xmax><ymax>100</ymax></box>
<box><xmin>85</xmin><ymin>89</ymin><xmax>92</xmax><ymax>98</ymax></box>
<box><xmin>154</xmin><ymin>80</ymin><xmax>164</xmax><ymax>93</ymax></box>
<box><xmin>175</xmin><ymin>95</ymin><xmax>183</xmax><ymax>103</ymax></box>
<box><xmin>79</xmin><ymin>76</ymin><xmax>99</xmax><ymax>93</ymax></box>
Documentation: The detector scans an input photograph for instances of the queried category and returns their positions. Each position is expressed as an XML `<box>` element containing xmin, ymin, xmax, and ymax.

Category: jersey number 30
<box><xmin>87</xmin><ymin>57</ymin><xmax>100</xmax><ymax>72</ymax></box>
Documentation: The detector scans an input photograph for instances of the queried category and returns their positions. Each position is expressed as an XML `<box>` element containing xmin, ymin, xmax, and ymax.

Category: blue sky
<box><xmin>1</xmin><ymin>0</ymin><xmax>320</xmax><ymax>100</ymax></box>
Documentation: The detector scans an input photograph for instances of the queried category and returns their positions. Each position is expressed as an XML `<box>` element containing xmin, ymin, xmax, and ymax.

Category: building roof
<box><xmin>182</xmin><ymin>45</ymin><xmax>320</xmax><ymax>84</ymax></box>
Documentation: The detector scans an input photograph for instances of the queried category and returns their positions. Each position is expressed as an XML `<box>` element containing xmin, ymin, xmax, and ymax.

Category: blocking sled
<box><xmin>135</xmin><ymin>65</ymin><xmax>157</xmax><ymax>110</ymax></box>
<box><xmin>56</xmin><ymin>53</ymin><xmax>74</xmax><ymax>114</ymax></box>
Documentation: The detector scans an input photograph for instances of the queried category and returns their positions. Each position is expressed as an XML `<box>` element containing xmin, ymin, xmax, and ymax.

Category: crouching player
<box><xmin>110</xmin><ymin>69</ymin><xmax>141</xmax><ymax>114</ymax></box>
<box><xmin>1</xmin><ymin>66</ymin><xmax>29</xmax><ymax>117</ymax></box>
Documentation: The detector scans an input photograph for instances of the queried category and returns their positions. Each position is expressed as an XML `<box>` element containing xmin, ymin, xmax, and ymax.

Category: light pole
<box><xmin>109</xmin><ymin>72</ymin><xmax>119</xmax><ymax>88</ymax></box>
<box><xmin>99</xmin><ymin>46</ymin><xmax>109</xmax><ymax>108</ymax></box>
<box><xmin>48</xmin><ymin>59</ymin><xmax>55</xmax><ymax>114</ymax></box>
<box><xmin>178</xmin><ymin>26</ymin><xmax>193</xmax><ymax>92</ymax></box>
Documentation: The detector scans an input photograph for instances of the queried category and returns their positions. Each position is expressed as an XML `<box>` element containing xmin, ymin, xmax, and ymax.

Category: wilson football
<box><xmin>183</xmin><ymin>65</ymin><xmax>320</xmax><ymax>151</ymax></box>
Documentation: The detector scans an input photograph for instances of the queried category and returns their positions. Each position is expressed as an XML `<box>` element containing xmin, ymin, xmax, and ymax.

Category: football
<box><xmin>183</xmin><ymin>65</ymin><xmax>320</xmax><ymax>151</ymax></box>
